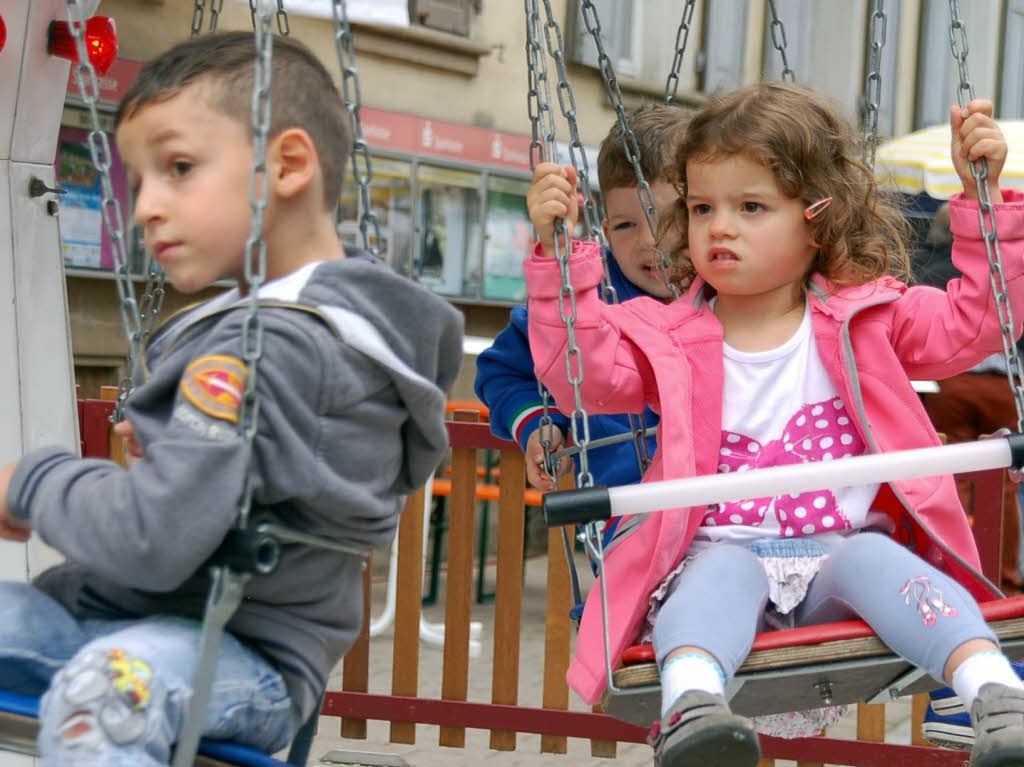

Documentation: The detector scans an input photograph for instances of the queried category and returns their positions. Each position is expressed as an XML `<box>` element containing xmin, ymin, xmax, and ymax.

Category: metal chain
<box><xmin>525</xmin><ymin>0</ymin><xmax>563</xmax><ymax>482</ymax></box>
<box><xmin>137</xmin><ymin>259</ymin><xmax>167</xmax><ymax>340</ymax></box>
<box><xmin>947</xmin><ymin>0</ymin><xmax>1024</xmax><ymax>434</ymax></box>
<box><xmin>275</xmin><ymin>0</ymin><xmax>290</xmax><ymax>35</ymax></box>
<box><xmin>236</xmin><ymin>4</ymin><xmax>274</xmax><ymax>530</ymax></box>
<box><xmin>526</xmin><ymin>0</ymin><xmax>562</xmax><ymax>481</ymax></box>
<box><xmin>332</xmin><ymin>0</ymin><xmax>383</xmax><ymax>257</ymax></box>
<box><xmin>538</xmin><ymin>1</ymin><xmax>604</xmax><ymax>251</ymax></box>
<box><xmin>529</xmin><ymin>0</ymin><xmax>592</xmax><ymax>489</ymax></box>
<box><xmin>190</xmin><ymin>0</ymin><xmax>206</xmax><ymax>36</ymax></box>
<box><xmin>173</xmin><ymin>10</ymin><xmax>274</xmax><ymax>764</ymax></box>
<box><xmin>861</xmin><ymin>0</ymin><xmax>887</xmax><ymax>169</ymax></box>
<box><xmin>248</xmin><ymin>0</ymin><xmax>289</xmax><ymax>34</ymax></box>
<box><xmin>191</xmin><ymin>0</ymin><xmax>225</xmax><ymax>35</ymax></box>
<box><xmin>209</xmin><ymin>0</ymin><xmax>225</xmax><ymax>32</ymax></box>
<box><xmin>575</xmin><ymin>0</ymin><xmax>654</xmax><ymax>475</ymax></box>
<box><xmin>663</xmin><ymin>0</ymin><xmax>697</xmax><ymax>106</ymax></box>
<box><xmin>578</xmin><ymin>0</ymin><xmax>678</xmax><ymax>305</ymax></box>
<box><xmin>767</xmin><ymin>0</ymin><xmax>796</xmax><ymax>82</ymax></box>
<box><xmin>65</xmin><ymin>0</ymin><xmax>143</xmax><ymax>422</ymax></box>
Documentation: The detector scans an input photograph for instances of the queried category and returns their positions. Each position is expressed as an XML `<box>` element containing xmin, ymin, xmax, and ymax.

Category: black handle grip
<box><xmin>542</xmin><ymin>486</ymin><xmax>612</xmax><ymax>527</ymax></box>
<box><xmin>1009</xmin><ymin>433</ymin><xmax>1024</xmax><ymax>470</ymax></box>
<box><xmin>208</xmin><ymin>529</ymin><xmax>281</xmax><ymax>575</ymax></box>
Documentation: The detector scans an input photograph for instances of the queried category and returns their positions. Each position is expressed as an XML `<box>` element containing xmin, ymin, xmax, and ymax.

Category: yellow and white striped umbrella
<box><xmin>875</xmin><ymin>120</ymin><xmax>1024</xmax><ymax>200</ymax></box>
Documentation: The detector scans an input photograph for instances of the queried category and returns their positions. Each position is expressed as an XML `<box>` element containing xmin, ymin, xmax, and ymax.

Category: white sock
<box><xmin>951</xmin><ymin>650</ymin><xmax>1024</xmax><ymax>709</ymax></box>
<box><xmin>660</xmin><ymin>652</ymin><xmax>726</xmax><ymax>717</ymax></box>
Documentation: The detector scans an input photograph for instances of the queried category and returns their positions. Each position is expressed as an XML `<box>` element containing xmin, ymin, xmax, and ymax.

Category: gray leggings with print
<box><xmin>651</xmin><ymin>532</ymin><xmax>997</xmax><ymax>684</ymax></box>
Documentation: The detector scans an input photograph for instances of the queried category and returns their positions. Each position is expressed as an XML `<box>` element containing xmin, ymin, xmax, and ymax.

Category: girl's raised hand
<box><xmin>526</xmin><ymin>162</ymin><xmax>578</xmax><ymax>258</ymax></box>
<box><xmin>950</xmin><ymin>99</ymin><xmax>1006</xmax><ymax>202</ymax></box>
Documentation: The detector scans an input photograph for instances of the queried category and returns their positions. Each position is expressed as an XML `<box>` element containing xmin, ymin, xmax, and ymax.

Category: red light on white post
<box><xmin>0</xmin><ymin>13</ymin><xmax>7</xmax><ymax>55</ymax></box>
<box><xmin>48</xmin><ymin>16</ymin><xmax>118</xmax><ymax>76</ymax></box>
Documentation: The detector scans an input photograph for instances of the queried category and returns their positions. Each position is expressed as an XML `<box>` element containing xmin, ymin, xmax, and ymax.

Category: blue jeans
<box><xmin>0</xmin><ymin>581</ymin><xmax>297</xmax><ymax>767</ymax></box>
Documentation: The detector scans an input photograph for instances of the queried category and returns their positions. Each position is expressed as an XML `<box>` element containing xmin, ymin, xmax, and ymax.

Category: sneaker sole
<box><xmin>921</xmin><ymin>722</ymin><xmax>973</xmax><ymax>750</ymax></box>
<box><xmin>660</xmin><ymin>716</ymin><xmax>761</xmax><ymax>767</ymax></box>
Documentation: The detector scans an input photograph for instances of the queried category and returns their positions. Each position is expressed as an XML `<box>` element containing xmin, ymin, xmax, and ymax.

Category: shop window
<box><xmin>482</xmin><ymin>175</ymin><xmax>532</xmax><ymax>302</ymax></box>
<box><xmin>339</xmin><ymin>156</ymin><xmax>414</xmax><ymax>273</ymax></box>
<box><xmin>413</xmin><ymin>164</ymin><xmax>481</xmax><ymax>299</ymax></box>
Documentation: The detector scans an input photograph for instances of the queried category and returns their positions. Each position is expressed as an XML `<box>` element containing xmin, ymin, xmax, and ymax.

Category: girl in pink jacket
<box><xmin>525</xmin><ymin>82</ymin><xmax>1024</xmax><ymax>767</ymax></box>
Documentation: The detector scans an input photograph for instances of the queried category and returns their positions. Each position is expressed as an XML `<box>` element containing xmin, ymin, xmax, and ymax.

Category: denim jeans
<box><xmin>0</xmin><ymin>581</ymin><xmax>297</xmax><ymax>767</ymax></box>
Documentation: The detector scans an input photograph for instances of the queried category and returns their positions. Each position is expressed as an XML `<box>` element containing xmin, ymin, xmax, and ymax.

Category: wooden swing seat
<box><xmin>602</xmin><ymin>594</ymin><xmax>1024</xmax><ymax>727</ymax></box>
<box><xmin>0</xmin><ymin>690</ymin><xmax>291</xmax><ymax>767</ymax></box>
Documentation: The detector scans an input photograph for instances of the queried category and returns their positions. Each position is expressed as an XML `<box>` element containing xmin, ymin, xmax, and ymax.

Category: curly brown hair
<box><xmin>663</xmin><ymin>82</ymin><xmax>910</xmax><ymax>288</ymax></box>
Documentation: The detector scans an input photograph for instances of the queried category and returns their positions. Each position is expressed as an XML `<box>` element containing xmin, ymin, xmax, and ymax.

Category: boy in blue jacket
<box><xmin>475</xmin><ymin>104</ymin><xmax>687</xmax><ymax>501</ymax></box>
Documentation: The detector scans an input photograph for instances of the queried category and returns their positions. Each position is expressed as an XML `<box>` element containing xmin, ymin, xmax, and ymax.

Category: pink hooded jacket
<box><xmin>525</xmin><ymin>191</ymin><xmax>1024</xmax><ymax>706</ymax></box>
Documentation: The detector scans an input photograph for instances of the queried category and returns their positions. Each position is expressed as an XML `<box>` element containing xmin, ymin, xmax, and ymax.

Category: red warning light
<box><xmin>0</xmin><ymin>14</ymin><xmax>7</xmax><ymax>55</ymax></box>
<box><xmin>48</xmin><ymin>16</ymin><xmax>118</xmax><ymax>76</ymax></box>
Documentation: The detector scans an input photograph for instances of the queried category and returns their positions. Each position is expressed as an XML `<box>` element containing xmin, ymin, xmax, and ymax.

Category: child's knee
<box><xmin>44</xmin><ymin>648</ymin><xmax>158</xmax><ymax>747</ymax></box>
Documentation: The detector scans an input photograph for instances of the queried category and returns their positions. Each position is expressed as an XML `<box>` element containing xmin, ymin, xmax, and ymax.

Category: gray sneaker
<box><xmin>647</xmin><ymin>690</ymin><xmax>760</xmax><ymax>767</ymax></box>
<box><xmin>970</xmin><ymin>683</ymin><xmax>1024</xmax><ymax>766</ymax></box>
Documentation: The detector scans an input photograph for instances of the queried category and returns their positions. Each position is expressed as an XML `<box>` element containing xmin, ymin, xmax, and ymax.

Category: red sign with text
<box><xmin>65</xmin><ymin>57</ymin><xmax>143</xmax><ymax>105</ymax></box>
<box><xmin>360</xmin><ymin>106</ymin><xmax>532</xmax><ymax>172</ymax></box>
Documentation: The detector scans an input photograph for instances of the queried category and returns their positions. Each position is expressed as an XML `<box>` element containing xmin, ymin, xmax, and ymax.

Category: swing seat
<box><xmin>601</xmin><ymin>594</ymin><xmax>1024</xmax><ymax>727</ymax></box>
<box><xmin>0</xmin><ymin>690</ymin><xmax>294</xmax><ymax>767</ymax></box>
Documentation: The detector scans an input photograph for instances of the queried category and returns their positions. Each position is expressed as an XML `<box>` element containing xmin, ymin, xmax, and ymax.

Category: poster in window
<box><xmin>55</xmin><ymin>127</ymin><xmax>131</xmax><ymax>271</ymax></box>
<box><xmin>56</xmin><ymin>140</ymin><xmax>103</xmax><ymax>268</ymax></box>
<box><xmin>483</xmin><ymin>188</ymin><xmax>532</xmax><ymax>301</ymax></box>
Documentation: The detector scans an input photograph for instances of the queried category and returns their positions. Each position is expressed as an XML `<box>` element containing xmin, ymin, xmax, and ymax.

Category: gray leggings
<box><xmin>651</xmin><ymin>532</ymin><xmax>997</xmax><ymax>684</ymax></box>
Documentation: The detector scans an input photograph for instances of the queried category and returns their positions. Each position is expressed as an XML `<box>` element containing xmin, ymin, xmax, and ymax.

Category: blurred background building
<box><xmin>42</xmin><ymin>0</ymin><xmax>1024</xmax><ymax>398</ymax></box>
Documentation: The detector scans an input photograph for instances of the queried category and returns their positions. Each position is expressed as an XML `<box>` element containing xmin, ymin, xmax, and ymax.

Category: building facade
<box><xmin>44</xmin><ymin>0</ymin><xmax>1024</xmax><ymax>399</ymax></box>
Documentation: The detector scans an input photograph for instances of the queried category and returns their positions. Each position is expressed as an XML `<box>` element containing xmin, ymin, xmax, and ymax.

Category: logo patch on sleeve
<box><xmin>180</xmin><ymin>355</ymin><xmax>249</xmax><ymax>423</ymax></box>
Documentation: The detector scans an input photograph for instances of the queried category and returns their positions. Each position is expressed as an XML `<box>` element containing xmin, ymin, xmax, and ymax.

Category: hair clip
<box><xmin>804</xmin><ymin>197</ymin><xmax>833</xmax><ymax>220</ymax></box>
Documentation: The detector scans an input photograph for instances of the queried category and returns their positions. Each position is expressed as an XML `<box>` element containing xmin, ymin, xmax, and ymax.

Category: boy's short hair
<box><xmin>116</xmin><ymin>31</ymin><xmax>352</xmax><ymax>208</ymax></box>
<box><xmin>596</xmin><ymin>103</ymin><xmax>688</xmax><ymax>198</ymax></box>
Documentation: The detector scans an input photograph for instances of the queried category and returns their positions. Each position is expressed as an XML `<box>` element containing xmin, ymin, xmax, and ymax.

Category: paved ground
<box><xmin>293</xmin><ymin>547</ymin><xmax>923</xmax><ymax>767</ymax></box>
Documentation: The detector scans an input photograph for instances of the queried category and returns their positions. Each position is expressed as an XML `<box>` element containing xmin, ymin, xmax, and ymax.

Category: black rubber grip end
<box><xmin>1008</xmin><ymin>432</ymin><xmax>1024</xmax><ymax>470</ymax></box>
<box><xmin>543</xmin><ymin>486</ymin><xmax>612</xmax><ymax>527</ymax></box>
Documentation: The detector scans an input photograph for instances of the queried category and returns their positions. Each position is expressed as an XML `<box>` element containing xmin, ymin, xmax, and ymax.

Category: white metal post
<box><xmin>0</xmin><ymin>0</ymin><xmax>87</xmax><ymax>587</ymax></box>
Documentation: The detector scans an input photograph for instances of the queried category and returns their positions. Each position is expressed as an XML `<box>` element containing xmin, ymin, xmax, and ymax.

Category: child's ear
<box><xmin>270</xmin><ymin>128</ymin><xmax>318</xmax><ymax>199</ymax></box>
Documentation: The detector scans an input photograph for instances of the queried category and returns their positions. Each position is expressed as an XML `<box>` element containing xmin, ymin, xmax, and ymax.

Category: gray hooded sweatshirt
<box><xmin>7</xmin><ymin>254</ymin><xmax>464</xmax><ymax>719</ymax></box>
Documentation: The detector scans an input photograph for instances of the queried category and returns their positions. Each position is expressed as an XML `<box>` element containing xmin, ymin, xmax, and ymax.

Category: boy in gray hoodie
<box><xmin>0</xmin><ymin>31</ymin><xmax>462</xmax><ymax>767</ymax></box>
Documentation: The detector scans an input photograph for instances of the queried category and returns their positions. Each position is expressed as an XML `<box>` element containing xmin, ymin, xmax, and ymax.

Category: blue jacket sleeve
<box><xmin>474</xmin><ymin>304</ymin><xmax>570</xmax><ymax>450</ymax></box>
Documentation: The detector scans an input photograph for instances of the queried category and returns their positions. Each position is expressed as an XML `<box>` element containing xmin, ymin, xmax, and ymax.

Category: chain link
<box><xmin>209</xmin><ymin>0</ymin><xmax>225</xmax><ymax>32</ymax></box>
<box><xmin>767</xmin><ymin>0</ymin><xmax>796</xmax><ymax>82</ymax></box>
<box><xmin>65</xmin><ymin>0</ymin><xmax>149</xmax><ymax>422</ymax></box>
<box><xmin>663</xmin><ymin>0</ymin><xmax>697</xmax><ymax>106</ymax></box>
<box><xmin>275</xmin><ymin>0</ymin><xmax>290</xmax><ymax>35</ymax></box>
<box><xmin>332</xmin><ymin>0</ymin><xmax>383</xmax><ymax>257</ymax></box>
<box><xmin>190</xmin><ymin>0</ymin><xmax>206</xmax><ymax>36</ymax></box>
<box><xmin>861</xmin><ymin>0</ymin><xmax>887</xmax><ymax>169</ymax></box>
<box><xmin>947</xmin><ymin>0</ymin><xmax>1024</xmax><ymax>435</ymax></box>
